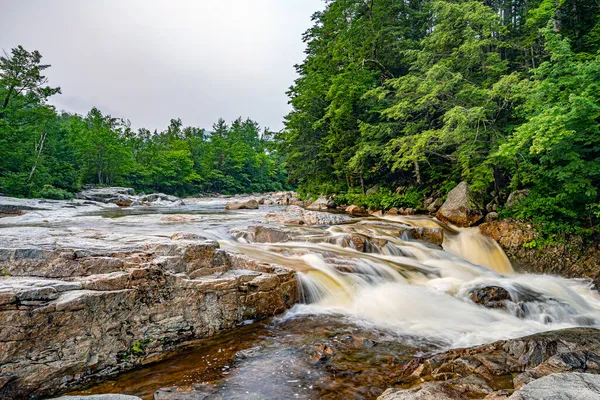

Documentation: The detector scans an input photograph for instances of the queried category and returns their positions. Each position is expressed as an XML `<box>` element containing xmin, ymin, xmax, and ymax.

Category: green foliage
<box><xmin>37</xmin><ymin>184</ymin><xmax>74</xmax><ymax>200</ymax></box>
<box><xmin>0</xmin><ymin>46</ymin><xmax>290</xmax><ymax>198</ymax></box>
<box><xmin>335</xmin><ymin>187</ymin><xmax>423</xmax><ymax>211</ymax></box>
<box><xmin>281</xmin><ymin>0</ymin><xmax>600</xmax><ymax>239</ymax></box>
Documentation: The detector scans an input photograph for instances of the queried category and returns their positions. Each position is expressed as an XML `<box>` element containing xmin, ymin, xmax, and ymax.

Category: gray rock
<box><xmin>366</xmin><ymin>185</ymin><xmax>380</xmax><ymax>195</ymax></box>
<box><xmin>306</xmin><ymin>196</ymin><xmax>336</xmax><ymax>210</ymax></box>
<box><xmin>51</xmin><ymin>395</ymin><xmax>142</xmax><ymax>400</ymax></box>
<box><xmin>436</xmin><ymin>181</ymin><xmax>483</xmax><ymax>227</ymax></box>
<box><xmin>485</xmin><ymin>211</ymin><xmax>499</xmax><ymax>222</ymax></box>
<box><xmin>509</xmin><ymin>372</ymin><xmax>600</xmax><ymax>399</ymax></box>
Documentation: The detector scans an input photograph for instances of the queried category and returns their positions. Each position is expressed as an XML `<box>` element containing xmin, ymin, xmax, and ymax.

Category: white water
<box><xmin>224</xmin><ymin>215</ymin><xmax>600</xmax><ymax>349</ymax></box>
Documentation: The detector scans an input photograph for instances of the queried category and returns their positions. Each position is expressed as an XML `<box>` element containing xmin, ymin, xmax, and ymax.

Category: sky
<box><xmin>0</xmin><ymin>0</ymin><xmax>324</xmax><ymax>132</ymax></box>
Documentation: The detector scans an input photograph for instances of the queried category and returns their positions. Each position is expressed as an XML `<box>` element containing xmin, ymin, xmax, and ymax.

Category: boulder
<box><xmin>485</xmin><ymin>212</ymin><xmax>499</xmax><ymax>222</ymax></box>
<box><xmin>378</xmin><ymin>328</ymin><xmax>600</xmax><ymax>400</ymax></box>
<box><xmin>265</xmin><ymin>206</ymin><xmax>352</xmax><ymax>226</ymax></box>
<box><xmin>386</xmin><ymin>208</ymin><xmax>399</xmax><ymax>216</ymax></box>
<box><xmin>76</xmin><ymin>187</ymin><xmax>135</xmax><ymax>205</ymax></box>
<box><xmin>307</xmin><ymin>196</ymin><xmax>336</xmax><ymax>210</ymax></box>
<box><xmin>225</xmin><ymin>199</ymin><xmax>259</xmax><ymax>210</ymax></box>
<box><xmin>345</xmin><ymin>205</ymin><xmax>368</xmax><ymax>217</ymax></box>
<box><xmin>436</xmin><ymin>182</ymin><xmax>483</xmax><ymax>227</ymax></box>
<box><xmin>469</xmin><ymin>286</ymin><xmax>510</xmax><ymax>309</ymax></box>
<box><xmin>509</xmin><ymin>373</ymin><xmax>600</xmax><ymax>399</ymax></box>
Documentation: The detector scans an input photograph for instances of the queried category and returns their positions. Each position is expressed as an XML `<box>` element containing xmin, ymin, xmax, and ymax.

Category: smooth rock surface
<box><xmin>225</xmin><ymin>199</ymin><xmax>259</xmax><ymax>210</ymax></box>
<box><xmin>436</xmin><ymin>181</ymin><xmax>483</xmax><ymax>227</ymax></box>
<box><xmin>509</xmin><ymin>372</ymin><xmax>600</xmax><ymax>399</ymax></box>
<box><xmin>51</xmin><ymin>395</ymin><xmax>142</xmax><ymax>400</ymax></box>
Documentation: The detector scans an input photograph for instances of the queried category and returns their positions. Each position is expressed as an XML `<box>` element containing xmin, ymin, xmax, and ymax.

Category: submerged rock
<box><xmin>436</xmin><ymin>181</ymin><xmax>483</xmax><ymax>227</ymax></box>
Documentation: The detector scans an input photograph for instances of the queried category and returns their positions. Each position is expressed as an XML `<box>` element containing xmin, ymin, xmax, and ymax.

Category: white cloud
<box><xmin>0</xmin><ymin>0</ymin><xmax>324</xmax><ymax>131</ymax></box>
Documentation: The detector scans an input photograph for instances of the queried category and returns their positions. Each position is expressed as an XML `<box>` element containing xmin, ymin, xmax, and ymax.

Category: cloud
<box><xmin>0</xmin><ymin>0</ymin><xmax>324</xmax><ymax>131</ymax></box>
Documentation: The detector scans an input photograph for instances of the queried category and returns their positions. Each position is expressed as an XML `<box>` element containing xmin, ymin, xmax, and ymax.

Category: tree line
<box><xmin>0</xmin><ymin>46</ymin><xmax>289</xmax><ymax>199</ymax></box>
<box><xmin>280</xmin><ymin>0</ymin><xmax>600</xmax><ymax>236</ymax></box>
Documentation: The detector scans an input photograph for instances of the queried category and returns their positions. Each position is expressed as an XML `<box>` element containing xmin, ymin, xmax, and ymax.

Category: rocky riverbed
<box><xmin>2</xmin><ymin>191</ymin><xmax>600</xmax><ymax>399</ymax></box>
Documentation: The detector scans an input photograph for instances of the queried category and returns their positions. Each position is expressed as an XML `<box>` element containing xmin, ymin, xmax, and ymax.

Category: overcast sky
<box><xmin>0</xmin><ymin>0</ymin><xmax>324</xmax><ymax>132</ymax></box>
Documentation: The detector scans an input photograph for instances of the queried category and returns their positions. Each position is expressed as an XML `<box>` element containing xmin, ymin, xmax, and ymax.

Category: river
<box><xmin>41</xmin><ymin>198</ymin><xmax>600</xmax><ymax>399</ymax></box>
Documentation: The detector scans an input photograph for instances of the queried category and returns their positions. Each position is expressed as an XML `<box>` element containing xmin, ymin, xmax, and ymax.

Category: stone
<box><xmin>427</xmin><ymin>198</ymin><xmax>443</xmax><ymax>214</ymax></box>
<box><xmin>265</xmin><ymin>206</ymin><xmax>352</xmax><ymax>226</ymax></box>
<box><xmin>486</xmin><ymin>212</ymin><xmax>499</xmax><ymax>222</ymax></box>
<box><xmin>345</xmin><ymin>205</ymin><xmax>368</xmax><ymax>216</ymax></box>
<box><xmin>225</xmin><ymin>199</ymin><xmax>259</xmax><ymax>210</ymax></box>
<box><xmin>306</xmin><ymin>196</ymin><xmax>336</xmax><ymax>210</ymax></box>
<box><xmin>469</xmin><ymin>286</ymin><xmax>510</xmax><ymax>309</ymax></box>
<box><xmin>379</xmin><ymin>328</ymin><xmax>600</xmax><ymax>400</ymax></box>
<box><xmin>509</xmin><ymin>372</ymin><xmax>600</xmax><ymax>399</ymax></box>
<box><xmin>386</xmin><ymin>208</ymin><xmax>399</xmax><ymax>216</ymax></box>
<box><xmin>0</xmin><ymin>241</ymin><xmax>298</xmax><ymax>399</ymax></box>
<box><xmin>50</xmin><ymin>395</ymin><xmax>142</xmax><ymax>400</ymax></box>
<box><xmin>436</xmin><ymin>181</ymin><xmax>483</xmax><ymax>227</ymax></box>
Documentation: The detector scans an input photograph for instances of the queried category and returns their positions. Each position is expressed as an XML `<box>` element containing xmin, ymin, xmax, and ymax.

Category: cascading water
<box><xmin>224</xmin><ymin>215</ymin><xmax>600</xmax><ymax>349</ymax></box>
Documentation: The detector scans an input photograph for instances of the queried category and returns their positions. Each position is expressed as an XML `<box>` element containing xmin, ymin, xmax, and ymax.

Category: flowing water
<box><xmin>65</xmin><ymin>200</ymin><xmax>600</xmax><ymax>399</ymax></box>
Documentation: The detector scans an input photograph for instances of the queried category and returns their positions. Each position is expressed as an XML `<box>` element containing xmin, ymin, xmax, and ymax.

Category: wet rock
<box><xmin>509</xmin><ymin>372</ymin><xmax>600</xmax><ymax>399</ymax></box>
<box><xmin>505</xmin><ymin>190</ymin><xmax>530</xmax><ymax>209</ymax></box>
<box><xmin>469</xmin><ymin>286</ymin><xmax>510</xmax><ymax>309</ymax></box>
<box><xmin>50</xmin><ymin>395</ymin><xmax>142</xmax><ymax>400</ymax></box>
<box><xmin>386</xmin><ymin>208</ymin><xmax>399</xmax><ymax>216</ymax></box>
<box><xmin>76</xmin><ymin>187</ymin><xmax>135</xmax><ymax>205</ymax></box>
<box><xmin>0</xmin><ymin>241</ymin><xmax>298</xmax><ymax>399</ymax></box>
<box><xmin>381</xmin><ymin>328</ymin><xmax>600</xmax><ymax>400</ymax></box>
<box><xmin>225</xmin><ymin>199</ymin><xmax>259</xmax><ymax>210</ymax></box>
<box><xmin>307</xmin><ymin>196</ymin><xmax>336</xmax><ymax>210</ymax></box>
<box><xmin>138</xmin><ymin>193</ymin><xmax>185</xmax><ymax>206</ymax></box>
<box><xmin>265</xmin><ymin>205</ymin><xmax>352</xmax><ymax>226</ymax></box>
<box><xmin>345</xmin><ymin>205</ymin><xmax>368</xmax><ymax>216</ymax></box>
<box><xmin>436</xmin><ymin>181</ymin><xmax>483</xmax><ymax>227</ymax></box>
<box><xmin>411</xmin><ymin>227</ymin><xmax>444</xmax><ymax>246</ymax></box>
<box><xmin>153</xmin><ymin>385</ymin><xmax>220</xmax><ymax>400</ymax></box>
<box><xmin>403</xmin><ymin>208</ymin><xmax>416</xmax><ymax>215</ymax></box>
<box><xmin>310</xmin><ymin>343</ymin><xmax>334</xmax><ymax>365</ymax></box>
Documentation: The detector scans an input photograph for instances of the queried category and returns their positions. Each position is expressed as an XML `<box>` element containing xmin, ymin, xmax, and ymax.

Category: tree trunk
<box><xmin>26</xmin><ymin>131</ymin><xmax>47</xmax><ymax>183</ymax></box>
<box><xmin>413</xmin><ymin>160</ymin><xmax>422</xmax><ymax>184</ymax></box>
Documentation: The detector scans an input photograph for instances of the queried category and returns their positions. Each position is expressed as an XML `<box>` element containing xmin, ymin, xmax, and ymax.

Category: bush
<box><xmin>334</xmin><ymin>187</ymin><xmax>423</xmax><ymax>210</ymax></box>
<box><xmin>37</xmin><ymin>184</ymin><xmax>75</xmax><ymax>200</ymax></box>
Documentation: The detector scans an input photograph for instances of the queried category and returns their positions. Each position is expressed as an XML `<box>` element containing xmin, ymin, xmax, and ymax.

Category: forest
<box><xmin>280</xmin><ymin>0</ymin><xmax>600</xmax><ymax>237</ymax></box>
<box><xmin>0</xmin><ymin>46</ymin><xmax>289</xmax><ymax>199</ymax></box>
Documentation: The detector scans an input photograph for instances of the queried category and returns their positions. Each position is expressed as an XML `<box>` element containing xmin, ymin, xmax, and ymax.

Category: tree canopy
<box><xmin>280</xmin><ymin>0</ymin><xmax>600</xmax><ymax>237</ymax></box>
<box><xmin>0</xmin><ymin>47</ymin><xmax>289</xmax><ymax>198</ymax></box>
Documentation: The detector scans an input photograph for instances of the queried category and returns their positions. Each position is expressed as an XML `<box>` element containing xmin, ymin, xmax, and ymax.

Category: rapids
<box><xmin>62</xmin><ymin>199</ymin><xmax>600</xmax><ymax>399</ymax></box>
<box><xmin>224</xmin><ymin>214</ymin><xmax>600</xmax><ymax>348</ymax></box>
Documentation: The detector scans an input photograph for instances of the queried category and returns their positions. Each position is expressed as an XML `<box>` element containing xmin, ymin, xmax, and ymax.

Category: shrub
<box><xmin>37</xmin><ymin>184</ymin><xmax>75</xmax><ymax>200</ymax></box>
